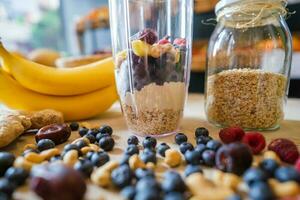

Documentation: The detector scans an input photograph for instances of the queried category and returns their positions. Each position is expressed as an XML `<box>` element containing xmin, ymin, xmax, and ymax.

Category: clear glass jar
<box><xmin>205</xmin><ymin>0</ymin><xmax>292</xmax><ymax>130</ymax></box>
<box><xmin>109</xmin><ymin>0</ymin><xmax>193</xmax><ymax>136</ymax></box>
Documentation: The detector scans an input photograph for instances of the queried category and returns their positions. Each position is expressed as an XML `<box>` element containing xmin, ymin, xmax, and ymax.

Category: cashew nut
<box><xmin>269</xmin><ymin>179</ymin><xmax>300</xmax><ymax>198</ymax></box>
<box><xmin>81</xmin><ymin>146</ymin><xmax>93</xmax><ymax>155</ymax></box>
<box><xmin>91</xmin><ymin>161</ymin><xmax>119</xmax><ymax>187</ymax></box>
<box><xmin>63</xmin><ymin>150</ymin><xmax>78</xmax><ymax>166</ymax></box>
<box><xmin>164</xmin><ymin>149</ymin><xmax>181</xmax><ymax>168</ymax></box>
<box><xmin>24</xmin><ymin>152</ymin><xmax>45</xmax><ymax>163</ymax></box>
<box><xmin>186</xmin><ymin>173</ymin><xmax>234</xmax><ymax>200</ymax></box>
<box><xmin>40</xmin><ymin>148</ymin><xmax>60</xmax><ymax>160</ymax></box>
<box><xmin>89</xmin><ymin>143</ymin><xmax>100</xmax><ymax>152</ymax></box>
<box><xmin>91</xmin><ymin>168</ymin><xmax>111</xmax><ymax>187</ymax></box>
<box><xmin>129</xmin><ymin>154</ymin><xmax>146</xmax><ymax>170</ymax></box>
<box><xmin>211</xmin><ymin>170</ymin><xmax>241</xmax><ymax>190</ymax></box>
<box><xmin>14</xmin><ymin>157</ymin><xmax>35</xmax><ymax>171</ymax></box>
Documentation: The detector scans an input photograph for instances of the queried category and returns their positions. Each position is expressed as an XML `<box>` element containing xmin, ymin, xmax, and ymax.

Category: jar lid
<box><xmin>215</xmin><ymin>0</ymin><xmax>287</xmax><ymax>14</ymax></box>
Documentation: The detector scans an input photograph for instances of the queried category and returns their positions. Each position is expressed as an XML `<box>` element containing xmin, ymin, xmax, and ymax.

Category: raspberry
<box><xmin>219</xmin><ymin>127</ymin><xmax>245</xmax><ymax>144</ymax></box>
<box><xmin>242</xmin><ymin>132</ymin><xmax>266</xmax><ymax>155</ymax></box>
<box><xmin>173</xmin><ymin>38</ymin><xmax>186</xmax><ymax>46</ymax></box>
<box><xmin>158</xmin><ymin>39</ymin><xmax>170</xmax><ymax>45</ymax></box>
<box><xmin>268</xmin><ymin>138</ymin><xmax>299</xmax><ymax>164</ymax></box>
<box><xmin>295</xmin><ymin>158</ymin><xmax>300</xmax><ymax>173</ymax></box>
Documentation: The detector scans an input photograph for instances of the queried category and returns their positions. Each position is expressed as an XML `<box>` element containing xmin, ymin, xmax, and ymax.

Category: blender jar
<box><xmin>205</xmin><ymin>0</ymin><xmax>292</xmax><ymax>130</ymax></box>
<box><xmin>109</xmin><ymin>0</ymin><xmax>193</xmax><ymax>136</ymax></box>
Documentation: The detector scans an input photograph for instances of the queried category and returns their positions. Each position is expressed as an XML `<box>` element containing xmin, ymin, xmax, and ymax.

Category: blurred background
<box><xmin>0</xmin><ymin>0</ymin><xmax>299</xmax><ymax>97</ymax></box>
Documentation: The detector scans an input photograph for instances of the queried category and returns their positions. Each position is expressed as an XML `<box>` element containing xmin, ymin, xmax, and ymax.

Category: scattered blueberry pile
<box><xmin>0</xmin><ymin>122</ymin><xmax>299</xmax><ymax>200</ymax></box>
<box><xmin>118</xmin><ymin>28</ymin><xmax>187</xmax><ymax>91</ymax></box>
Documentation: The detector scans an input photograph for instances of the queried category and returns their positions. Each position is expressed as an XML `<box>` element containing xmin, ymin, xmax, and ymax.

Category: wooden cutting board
<box><xmin>3</xmin><ymin>94</ymin><xmax>300</xmax><ymax>200</ymax></box>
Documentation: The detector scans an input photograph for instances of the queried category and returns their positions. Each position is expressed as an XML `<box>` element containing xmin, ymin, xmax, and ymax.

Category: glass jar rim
<box><xmin>215</xmin><ymin>0</ymin><xmax>287</xmax><ymax>16</ymax></box>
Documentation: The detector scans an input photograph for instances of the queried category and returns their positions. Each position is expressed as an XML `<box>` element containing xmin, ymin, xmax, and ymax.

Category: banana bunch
<box><xmin>0</xmin><ymin>42</ymin><xmax>118</xmax><ymax>121</ymax></box>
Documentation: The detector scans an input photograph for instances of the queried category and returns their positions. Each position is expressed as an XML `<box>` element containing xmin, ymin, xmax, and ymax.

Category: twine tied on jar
<box><xmin>215</xmin><ymin>0</ymin><xmax>290</xmax><ymax>28</ymax></box>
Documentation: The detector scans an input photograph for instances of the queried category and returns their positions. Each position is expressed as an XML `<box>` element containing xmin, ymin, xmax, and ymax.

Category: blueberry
<box><xmin>206</xmin><ymin>140</ymin><xmax>222</xmax><ymax>151</ymax></box>
<box><xmin>143</xmin><ymin>147</ymin><xmax>156</xmax><ymax>154</ymax></box>
<box><xmin>0</xmin><ymin>153</ymin><xmax>15</xmax><ymax>176</ymax></box>
<box><xmin>175</xmin><ymin>133</ymin><xmax>188</xmax><ymax>145</ymax></box>
<box><xmin>157</xmin><ymin>143</ymin><xmax>170</xmax><ymax>157</ymax></box>
<box><xmin>76</xmin><ymin>139</ymin><xmax>88</xmax><ymax>149</ymax></box>
<box><xmin>162</xmin><ymin>171</ymin><xmax>186</xmax><ymax>193</ymax></box>
<box><xmin>196</xmin><ymin>135</ymin><xmax>212</xmax><ymax>145</ymax></box>
<box><xmin>64</xmin><ymin>144</ymin><xmax>80</xmax><ymax>153</ymax></box>
<box><xmin>179</xmin><ymin>142</ymin><xmax>194</xmax><ymax>154</ymax></box>
<box><xmin>125</xmin><ymin>145</ymin><xmax>139</xmax><ymax>156</ymax></box>
<box><xmin>99</xmin><ymin>125</ymin><xmax>113</xmax><ymax>136</ymax></box>
<box><xmin>87</xmin><ymin>128</ymin><xmax>99</xmax><ymax>137</ymax></box>
<box><xmin>22</xmin><ymin>149</ymin><xmax>40</xmax><ymax>156</ymax></box>
<box><xmin>86</xmin><ymin>151</ymin><xmax>95</xmax><ymax>160</ymax></box>
<box><xmin>226</xmin><ymin>194</ymin><xmax>242</xmax><ymax>200</ymax></box>
<box><xmin>74</xmin><ymin>159</ymin><xmax>94</xmax><ymax>178</ymax></box>
<box><xmin>142</xmin><ymin>137</ymin><xmax>157</xmax><ymax>149</ymax></box>
<box><xmin>195</xmin><ymin>127</ymin><xmax>209</xmax><ymax>138</ymax></box>
<box><xmin>69</xmin><ymin>122</ymin><xmax>79</xmax><ymax>131</ymax></box>
<box><xmin>243</xmin><ymin>168</ymin><xmax>268</xmax><ymax>186</ymax></box>
<box><xmin>135</xmin><ymin>168</ymin><xmax>155</xmax><ymax>180</ymax></box>
<box><xmin>91</xmin><ymin>151</ymin><xmax>110</xmax><ymax>167</ymax></box>
<box><xmin>4</xmin><ymin>167</ymin><xmax>29</xmax><ymax>186</ymax></box>
<box><xmin>202</xmin><ymin>150</ymin><xmax>216</xmax><ymax>167</ymax></box>
<box><xmin>127</xmin><ymin>135</ymin><xmax>139</xmax><ymax>145</ymax></box>
<box><xmin>120</xmin><ymin>154</ymin><xmax>131</xmax><ymax>166</ymax></box>
<box><xmin>136</xmin><ymin>177</ymin><xmax>161</xmax><ymax>192</ymax></box>
<box><xmin>194</xmin><ymin>144</ymin><xmax>207</xmax><ymax>155</ymax></box>
<box><xmin>184</xmin><ymin>150</ymin><xmax>201</xmax><ymax>165</ymax></box>
<box><xmin>274</xmin><ymin>166</ymin><xmax>300</xmax><ymax>183</ymax></box>
<box><xmin>111</xmin><ymin>165</ymin><xmax>133</xmax><ymax>189</ymax></box>
<box><xmin>164</xmin><ymin>192</ymin><xmax>185</xmax><ymax>200</ymax></box>
<box><xmin>259</xmin><ymin>159</ymin><xmax>279</xmax><ymax>178</ymax></box>
<box><xmin>134</xmin><ymin>189</ymin><xmax>161</xmax><ymax>200</ymax></box>
<box><xmin>140</xmin><ymin>151</ymin><xmax>156</xmax><ymax>164</ymax></box>
<box><xmin>37</xmin><ymin>139</ymin><xmax>55</xmax><ymax>151</ymax></box>
<box><xmin>249</xmin><ymin>182</ymin><xmax>274</xmax><ymax>200</ymax></box>
<box><xmin>184</xmin><ymin>165</ymin><xmax>203</xmax><ymax>177</ymax></box>
<box><xmin>99</xmin><ymin>136</ymin><xmax>115</xmax><ymax>151</ymax></box>
<box><xmin>0</xmin><ymin>178</ymin><xmax>15</xmax><ymax>196</ymax></box>
<box><xmin>0</xmin><ymin>192</ymin><xmax>9</xmax><ymax>200</ymax></box>
<box><xmin>84</xmin><ymin>133</ymin><xmax>96</xmax><ymax>144</ymax></box>
<box><xmin>78</xmin><ymin>127</ymin><xmax>89</xmax><ymax>137</ymax></box>
<box><xmin>121</xmin><ymin>186</ymin><xmax>136</xmax><ymax>200</ymax></box>
<box><xmin>96</xmin><ymin>133</ymin><xmax>110</xmax><ymax>142</ymax></box>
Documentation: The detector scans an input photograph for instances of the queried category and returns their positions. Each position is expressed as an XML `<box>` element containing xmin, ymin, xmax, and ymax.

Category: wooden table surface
<box><xmin>6</xmin><ymin>94</ymin><xmax>300</xmax><ymax>200</ymax></box>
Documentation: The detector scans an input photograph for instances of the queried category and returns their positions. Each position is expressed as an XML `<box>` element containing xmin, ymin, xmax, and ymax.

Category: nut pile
<box><xmin>0</xmin><ymin>123</ymin><xmax>299</xmax><ymax>200</ymax></box>
<box><xmin>206</xmin><ymin>69</ymin><xmax>287</xmax><ymax>130</ymax></box>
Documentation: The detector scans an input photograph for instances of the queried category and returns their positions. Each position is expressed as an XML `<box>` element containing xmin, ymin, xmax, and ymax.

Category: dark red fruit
<box><xmin>242</xmin><ymin>132</ymin><xmax>266</xmax><ymax>155</ymax></box>
<box><xmin>138</xmin><ymin>28</ymin><xmax>158</xmax><ymax>45</ymax></box>
<box><xmin>295</xmin><ymin>158</ymin><xmax>300</xmax><ymax>173</ymax></box>
<box><xmin>30</xmin><ymin>163</ymin><xmax>86</xmax><ymax>200</ymax></box>
<box><xmin>219</xmin><ymin>127</ymin><xmax>245</xmax><ymax>144</ymax></box>
<box><xmin>36</xmin><ymin>124</ymin><xmax>71</xmax><ymax>145</ymax></box>
<box><xmin>216</xmin><ymin>142</ymin><xmax>253</xmax><ymax>175</ymax></box>
<box><xmin>268</xmin><ymin>138</ymin><xmax>299</xmax><ymax>164</ymax></box>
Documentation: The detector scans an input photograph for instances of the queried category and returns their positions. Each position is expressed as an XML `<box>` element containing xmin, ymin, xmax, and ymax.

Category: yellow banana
<box><xmin>0</xmin><ymin>42</ymin><xmax>115</xmax><ymax>96</ymax></box>
<box><xmin>0</xmin><ymin>69</ymin><xmax>118</xmax><ymax>121</ymax></box>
